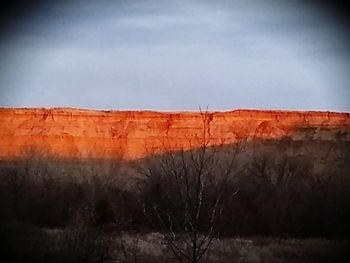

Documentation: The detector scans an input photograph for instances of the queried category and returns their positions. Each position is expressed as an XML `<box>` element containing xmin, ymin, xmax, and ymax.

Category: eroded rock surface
<box><xmin>0</xmin><ymin>108</ymin><xmax>349</xmax><ymax>159</ymax></box>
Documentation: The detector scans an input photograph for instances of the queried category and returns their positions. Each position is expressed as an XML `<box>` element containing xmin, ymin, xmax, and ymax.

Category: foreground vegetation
<box><xmin>0</xmin><ymin>138</ymin><xmax>349</xmax><ymax>262</ymax></box>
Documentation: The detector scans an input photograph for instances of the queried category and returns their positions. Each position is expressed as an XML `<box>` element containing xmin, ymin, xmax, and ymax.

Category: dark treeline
<box><xmin>0</xmin><ymin>139</ymin><xmax>349</xmax><ymax>262</ymax></box>
<box><xmin>139</xmin><ymin>139</ymin><xmax>350</xmax><ymax>239</ymax></box>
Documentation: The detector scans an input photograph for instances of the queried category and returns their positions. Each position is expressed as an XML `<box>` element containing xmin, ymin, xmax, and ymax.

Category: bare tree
<box><xmin>140</xmin><ymin>109</ymin><xmax>240</xmax><ymax>263</ymax></box>
<box><xmin>248</xmin><ymin>150</ymin><xmax>311</xmax><ymax>188</ymax></box>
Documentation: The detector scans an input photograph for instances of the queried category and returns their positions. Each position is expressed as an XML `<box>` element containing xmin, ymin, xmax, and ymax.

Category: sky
<box><xmin>0</xmin><ymin>0</ymin><xmax>349</xmax><ymax>111</ymax></box>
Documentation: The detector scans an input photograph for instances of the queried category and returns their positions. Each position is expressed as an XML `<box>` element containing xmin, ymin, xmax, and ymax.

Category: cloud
<box><xmin>0</xmin><ymin>0</ymin><xmax>349</xmax><ymax>111</ymax></box>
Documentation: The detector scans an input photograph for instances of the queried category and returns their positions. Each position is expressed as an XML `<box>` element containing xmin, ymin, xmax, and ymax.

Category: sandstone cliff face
<box><xmin>0</xmin><ymin>108</ymin><xmax>349</xmax><ymax>160</ymax></box>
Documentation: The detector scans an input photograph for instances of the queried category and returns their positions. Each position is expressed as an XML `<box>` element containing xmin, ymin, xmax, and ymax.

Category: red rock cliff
<box><xmin>0</xmin><ymin>108</ymin><xmax>349</xmax><ymax>160</ymax></box>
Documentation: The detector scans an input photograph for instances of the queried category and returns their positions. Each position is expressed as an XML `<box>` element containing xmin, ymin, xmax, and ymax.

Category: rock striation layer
<box><xmin>0</xmin><ymin>108</ymin><xmax>349</xmax><ymax>160</ymax></box>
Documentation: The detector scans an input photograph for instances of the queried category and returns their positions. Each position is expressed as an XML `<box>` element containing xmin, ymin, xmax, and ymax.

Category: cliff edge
<box><xmin>0</xmin><ymin>108</ymin><xmax>349</xmax><ymax>159</ymax></box>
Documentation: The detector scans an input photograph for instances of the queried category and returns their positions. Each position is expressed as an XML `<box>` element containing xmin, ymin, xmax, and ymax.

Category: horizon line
<box><xmin>0</xmin><ymin>106</ymin><xmax>349</xmax><ymax>115</ymax></box>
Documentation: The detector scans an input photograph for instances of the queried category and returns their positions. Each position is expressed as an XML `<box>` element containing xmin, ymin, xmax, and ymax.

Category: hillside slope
<box><xmin>0</xmin><ymin>108</ymin><xmax>349</xmax><ymax>159</ymax></box>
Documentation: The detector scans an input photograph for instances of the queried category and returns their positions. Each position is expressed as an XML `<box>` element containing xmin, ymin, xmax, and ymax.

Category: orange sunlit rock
<box><xmin>0</xmin><ymin>108</ymin><xmax>349</xmax><ymax>160</ymax></box>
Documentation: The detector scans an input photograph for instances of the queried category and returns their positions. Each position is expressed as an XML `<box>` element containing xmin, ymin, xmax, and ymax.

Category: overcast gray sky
<box><xmin>0</xmin><ymin>0</ymin><xmax>349</xmax><ymax>111</ymax></box>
